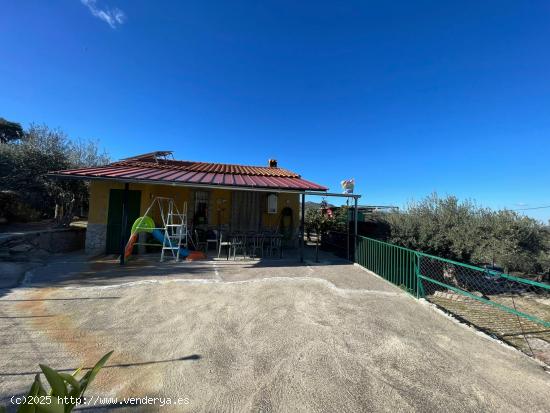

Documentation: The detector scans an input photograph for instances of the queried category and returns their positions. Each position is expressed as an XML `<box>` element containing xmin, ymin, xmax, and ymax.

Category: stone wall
<box><xmin>0</xmin><ymin>227</ymin><xmax>86</xmax><ymax>262</ymax></box>
<box><xmin>85</xmin><ymin>223</ymin><xmax>107</xmax><ymax>255</ymax></box>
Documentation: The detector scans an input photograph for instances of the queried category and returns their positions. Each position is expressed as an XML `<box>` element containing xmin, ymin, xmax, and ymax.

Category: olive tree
<box><xmin>383</xmin><ymin>194</ymin><xmax>549</xmax><ymax>275</ymax></box>
<box><xmin>0</xmin><ymin>117</ymin><xmax>23</xmax><ymax>143</ymax></box>
<box><xmin>0</xmin><ymin>122</ymin><xmax>109</xmax><ymax>224</ymax></box>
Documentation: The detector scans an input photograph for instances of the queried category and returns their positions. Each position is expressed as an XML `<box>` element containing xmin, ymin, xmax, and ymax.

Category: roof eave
<box><xmin>47</xmin><ymin>173</ymin><xmax>328</xmax><ymax>194</ymax></box>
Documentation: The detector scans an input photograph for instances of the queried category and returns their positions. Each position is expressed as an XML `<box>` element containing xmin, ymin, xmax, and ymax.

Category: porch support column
<box><xmin>300</xmin><ymin>192</ymin><xmax>305</xmax><ymax>263</ymax></box>
<box><xmin>353</xmin><ymin>196</ymin><xmax>358</xmax><ymax>262</ymax></box>
<box><xmin>119</xmin><ymin>183</ymin><xmax>130</xmax><ymax>265</ymax></box>
<box><xmin>346</xmin><ymin>199</ymin><xmax>350</xmax><ymax>261</ymax></box>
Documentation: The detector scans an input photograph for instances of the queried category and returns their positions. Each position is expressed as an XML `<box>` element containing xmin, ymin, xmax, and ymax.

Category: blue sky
<box><xmin>1</xmin><ymin>1</ymin><xmax>549</xmax><ymax>221</ymax></box>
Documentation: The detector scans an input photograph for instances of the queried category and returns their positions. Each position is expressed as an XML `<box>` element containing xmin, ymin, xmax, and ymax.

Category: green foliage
<box><xmin>383</xmin><ymin>194</ymin><xmax>549</xmax><ymax>274</ymax></box>
<box><xmin>0</xmin><ymin>117</ymin><xmax>23</xmax><ymax>143</ymax></box>
<box><xmin>331</xmin><ymin>206</ymin><xmax>350</xmax><ymax>233</ymax></box>
<box><xmin>304</xmin><ymin>201</ymin><xmax>349</xmax><ymax>235</ymax></box>
<box><xmin>17</xmin><ymin>351</ymin><xmax>113</xmax><ymax>413</ymax></box>
<box><xmin>0</xmin><ymin>191</ymin><xmax>42</xmax><ymax>222</ymax></box>
<box><xmin>0</xmin><ymin>122</ymin><xmax>109</xmax><ymax>223</ymax></box>
<box><xmin>304</xmin><ymin>204</ymin><xmax>331</xmax><ymax>235</ymax></box>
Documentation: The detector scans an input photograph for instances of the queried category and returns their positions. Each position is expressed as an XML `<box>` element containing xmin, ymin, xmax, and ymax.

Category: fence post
<box><xmin>414</xmin><ymin>252</ymin><xmax>425</xmax><ymax>298</ymax></box>
<box><xmin>414</xmin><ymin>253</ymin><xmax>420</xmax><ymax>298</ymax></box>
<box><xmin>353</xmin><ymin>196</ymin><xmax>358</xmax><ymax>262</ymax></box>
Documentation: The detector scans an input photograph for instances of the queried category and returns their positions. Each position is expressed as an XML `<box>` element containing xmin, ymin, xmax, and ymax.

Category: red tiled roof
<box><xmin>51</xmin><ymin>152</ymin><xmax>327</xmax><ymax>192</ymax></box>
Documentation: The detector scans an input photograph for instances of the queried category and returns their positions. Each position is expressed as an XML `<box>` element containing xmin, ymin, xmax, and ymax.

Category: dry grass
<box><xmin>429</xmin><ymin>292</ymin><xmax>550</xmax><ymax>364</ymax></box>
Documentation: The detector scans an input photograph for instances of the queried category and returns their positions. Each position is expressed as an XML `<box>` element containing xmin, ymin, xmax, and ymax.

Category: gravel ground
<box><xmin>1</xmin><ymin>253</ymin><xmax>549</xmax><ymax>412</ymax></box>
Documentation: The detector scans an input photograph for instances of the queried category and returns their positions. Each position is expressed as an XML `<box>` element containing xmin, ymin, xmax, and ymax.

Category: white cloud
<box><xmin>81</xmin><ymin>0</ymin><xmax>126</xmax><ymax>29</ymax></box>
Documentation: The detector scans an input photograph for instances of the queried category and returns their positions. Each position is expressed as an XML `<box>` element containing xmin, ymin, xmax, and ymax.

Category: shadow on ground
<box><xmin>3</xmin><ymin>246</ymin><xmax>354</xmax><ymax>292</ymax></box>
<box><xmin>0</xmin><ymin>355</ymin><xmax>201</xmax><ymax>377</ymax></box>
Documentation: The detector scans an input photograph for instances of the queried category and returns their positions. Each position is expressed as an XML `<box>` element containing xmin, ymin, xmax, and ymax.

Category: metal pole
<box><xmin>353</xmin><ymin>196</ymin><xmax>358</xmax><ymax>262</ymax></box>
<box><xmin>119</xmin><ymin>183</ymin><xmax>129</xmax><ymax>265</ymax></box>
<box><xmin>300</xmin><ymin>192</ymin><xmax>305</xmax><ymax>263</ymax></box>
<box><xmin>346</xmin><ymin>198</ymin><xmax>350</xmax><ymax>261</ymax></box>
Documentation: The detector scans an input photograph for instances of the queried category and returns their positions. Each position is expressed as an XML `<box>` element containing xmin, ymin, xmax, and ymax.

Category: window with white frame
<box><xmin>267</xmin><ymin>193</ymin><xmax>278</xmax><ymax>214</ymax></box>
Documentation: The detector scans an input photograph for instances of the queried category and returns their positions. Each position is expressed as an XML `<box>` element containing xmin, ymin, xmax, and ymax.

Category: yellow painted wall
<box><xmin>209</xmin><ymin>188</ymin><xmax>232</xmax><ymax>226</ymax></box>
<box><xmin>88</xmin><ymin>181</ymin><xmax>126</xmax><ymax>224</ymax></box>
<box><xmin>261</xmin><ymin>192</ymin><xmax>300</xmax><ymax>230</ymax></box>
<box><xmin>88</xmin><ymin>181</ymin><xmax>300</xmax><ymax>230</ymax></box>
<box><xmin>88</xmin><ymin>181</ymin><xmax>192</xmax><ymax>225</ymax></box>
<box><xmin>139</xmin><ymin>184</ymin><xmax>190</xmax><ymax>224</ymax></box>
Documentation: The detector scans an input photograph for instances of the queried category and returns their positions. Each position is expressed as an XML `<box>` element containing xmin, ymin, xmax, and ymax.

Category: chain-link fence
<box><xmin>356</xmin><ymin>236</ymin><xmax>550</xmax><ymax>363</ymax></box>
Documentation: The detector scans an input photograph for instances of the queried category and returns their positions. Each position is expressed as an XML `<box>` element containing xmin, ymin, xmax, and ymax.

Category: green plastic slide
<box><xmin>131</xmin><ymin>216</ymin><xmax>155</xmax><ymax>234</ymax></box>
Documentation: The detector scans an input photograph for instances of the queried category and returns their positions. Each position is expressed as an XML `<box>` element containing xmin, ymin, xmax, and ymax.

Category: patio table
<box><xmin>224</xmin><ymin>232</ymin><xmax>283</xmax><ymax>260</ymax></box>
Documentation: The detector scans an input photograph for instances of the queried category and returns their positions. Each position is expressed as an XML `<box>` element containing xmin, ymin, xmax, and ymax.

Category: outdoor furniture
<box><xmin>206</xmin><ymin>229</ymin><xmax>219</xmax><ymax>252</ymax></box>
<box><xmin>244</xmin><ymin>231</ymin><xmax>257</xmax><ymax>256</ymax></box>
<box><xmin>220</xmin><ymin>231</ymin><xmax>283</xmax><ymax>259</ymax></box>
<box><xmin>268</xmin><ymin>235</ymin><xmax>283</xmax><ymax>258</ymax></box>
<box><xmin>230</xmin><ymin>233</ymin><xmax>247</xmax><ymax>259</ymax></box>
<box><xmin>249</xmin><ymin>233</ymin><xmax>265</xmax><ymax>258</ymax></box>
<box><xmin>218</xmin><ymin>232</ymin><xmax>232</xmax><ymax>259</ymax></box>
<box><xmin>194</xmin><ymin>229</ymin><xmax>208</xmax><ymax>253</ymax></box>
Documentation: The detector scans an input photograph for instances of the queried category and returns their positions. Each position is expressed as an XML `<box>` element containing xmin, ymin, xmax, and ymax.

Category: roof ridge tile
<box><xmin>109</xmin><ymin>158</ymin><xmax>300</xmax><ymax>178</ymax></box>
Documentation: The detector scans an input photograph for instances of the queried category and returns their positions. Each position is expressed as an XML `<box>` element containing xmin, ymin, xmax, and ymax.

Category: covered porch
<box><xmin>49</xmin><ymin>151</ymin><xmax>361</xmax><ymax>264</ymax></box>
<box><xmin>85</xmin><ymin>181</ymin><xmax>361</xmax><ymax>265</ymax></box>
<box><xmin>85</xmin><ymin>180</ymin><xmax>307</xmax><ymax>261</ymax></box>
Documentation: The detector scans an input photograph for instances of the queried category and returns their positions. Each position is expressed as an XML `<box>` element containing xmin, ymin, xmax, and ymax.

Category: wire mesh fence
<box><xmin>355</xmin><ymin>236</ymin><xmax>550</xmax><ymax>363</ymax></box>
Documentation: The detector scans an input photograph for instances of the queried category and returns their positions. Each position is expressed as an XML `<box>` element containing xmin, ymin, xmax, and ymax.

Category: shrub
<box><xmin>383</xmin><ymin>194</ymin><xmax>549</xmax><ymax>274</ymax></box>
<box><xmin>0</xmin><ymin>191</ymin><xmax>42</xmax><ymax>222</ymax></box>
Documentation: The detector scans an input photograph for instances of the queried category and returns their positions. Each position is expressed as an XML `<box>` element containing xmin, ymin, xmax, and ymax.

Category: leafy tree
<box><xmin>0</xmin><ymin>117</ymin><xmax>23</xmax><ymax>143</ymax></box>
<box><xmin>305</xmin><ymin>201</ymin><xmax>350</xmax><ymax>261</ymax></box>
<box><xmin>0</xmin><ymin>122</ymin><xmax>109</xmax><ymax>224</ymax></box>
<box><xmin>382</xmin><ymin>194</ymin><xmax>549</xmax><ymax>275</ymax></box>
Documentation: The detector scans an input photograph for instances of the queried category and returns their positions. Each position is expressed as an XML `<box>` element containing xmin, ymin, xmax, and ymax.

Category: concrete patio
<box><xmin>0</xmin><ymin>251</ymin><xmax>549</xmax><ymax>412</ymax></box>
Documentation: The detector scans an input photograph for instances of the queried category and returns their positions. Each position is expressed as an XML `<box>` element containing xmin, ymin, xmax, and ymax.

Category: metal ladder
<box><xmin>160</xmin><ymin>201</ymin><xmax>188</xmax><ymax>262</ymax></box>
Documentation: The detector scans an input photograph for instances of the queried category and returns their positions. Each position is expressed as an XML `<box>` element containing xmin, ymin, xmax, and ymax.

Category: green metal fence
<box><xmin>355</xmin><ymin>236</ymin><xmax>550</xmax><ymax>359</ymax></box>
<box><xmin>355</xmin><ymin>235</ymin><xmax>419</xmax><ymax>295</ymax></box>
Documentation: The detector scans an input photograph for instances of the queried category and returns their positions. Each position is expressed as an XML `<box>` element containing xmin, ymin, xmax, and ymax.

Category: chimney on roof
<box><xmin>269</xmin><ymin>159</ymin><xmax>278</xmax><ymax>168</ymax></box>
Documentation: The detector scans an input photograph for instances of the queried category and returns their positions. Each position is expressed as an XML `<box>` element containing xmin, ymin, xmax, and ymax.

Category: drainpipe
<box><xmin>119</xmin><ymin>183</ymin><xmax>129</xmax><ymax>265</ymax></box>
<box><xmin>300</xmin><ymin>192</ymin><xmax>305</xmax><ymax>263</ymax></box>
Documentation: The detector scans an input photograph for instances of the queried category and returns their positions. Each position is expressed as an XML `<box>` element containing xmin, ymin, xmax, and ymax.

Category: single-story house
<box><xmin>50</xmin><ymin>151</ymin><xmax>328</xmax><ymax>256</ymax></box>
